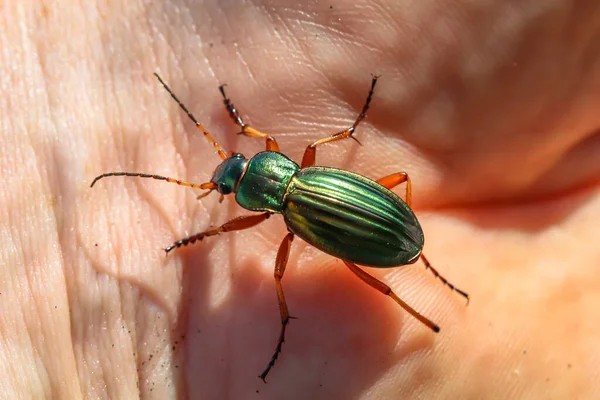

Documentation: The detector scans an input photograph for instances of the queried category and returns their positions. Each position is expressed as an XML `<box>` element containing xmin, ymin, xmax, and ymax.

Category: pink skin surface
<box><xmin>1</xmin><ymin>1</ymin><xmax>599</xmax><ymax>398</ymax></box>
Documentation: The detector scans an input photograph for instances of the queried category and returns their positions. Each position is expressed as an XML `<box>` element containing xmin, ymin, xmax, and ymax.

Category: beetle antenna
<box><xmin>90</xmin><ymin>172</ymin><xmax>216</xmax><ymax>194</ymax></box>
<box><xmin>154</xmin><ymin>73</ymin><xmax>229</xmax><ymax>160</ymax></box>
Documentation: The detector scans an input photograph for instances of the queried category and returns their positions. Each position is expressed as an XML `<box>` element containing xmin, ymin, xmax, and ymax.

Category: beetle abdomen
<box><xmin>283</xmin><ymin>167</ymin><xmax>424</xmax><ymax>267</ymax></box>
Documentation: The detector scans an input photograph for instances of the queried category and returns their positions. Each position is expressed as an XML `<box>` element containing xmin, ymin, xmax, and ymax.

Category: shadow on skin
<box><xmin>173</xmin><ymin>243</ymin><xmax>437</xmax><ymax>399</ymax></box>
<box><xmin>448</xmin><ymin>184</ymin><xmax>597</xmax><ymax>233</ymax></box>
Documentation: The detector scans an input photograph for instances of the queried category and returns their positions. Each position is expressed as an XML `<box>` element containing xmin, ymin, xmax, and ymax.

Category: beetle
<box><xmin>91</xmin><ymin>73</ymin><xmax>469</xmax><ymax>381</ymax></box>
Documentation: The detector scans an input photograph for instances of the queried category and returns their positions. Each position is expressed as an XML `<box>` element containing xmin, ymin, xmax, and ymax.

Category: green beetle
<box><xmin>91</xmin><ymin>73</ymin><xmax>469</xmax><ymax>382</ymax></box>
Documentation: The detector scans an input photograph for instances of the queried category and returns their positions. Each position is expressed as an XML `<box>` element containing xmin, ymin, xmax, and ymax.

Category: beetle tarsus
<box><xmin>420</xmin><ymin>254</ymin><xmax>470</xmax><ymax>304</ymax></box>
<box><xmin>300</xmin><ymin>75</ymin><xmax>378</xmax><ymax>167</ymax></box>
<box><xmin>259</xmin><ymin>316</ymin><xmax>291</xmax><ymax>382</ymax></box>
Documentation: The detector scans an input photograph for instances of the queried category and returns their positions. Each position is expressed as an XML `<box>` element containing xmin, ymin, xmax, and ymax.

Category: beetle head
<box><xmin>210</xmin><ymin>153</ymin><xmax>248</xmax><ymax>195</ymax></box>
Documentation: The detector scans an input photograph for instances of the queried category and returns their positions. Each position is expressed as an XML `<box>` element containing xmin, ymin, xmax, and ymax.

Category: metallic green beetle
<box><xmin>91</xmin><ymin>73</ymin><xmax>469</xmax><ymax>382</ymax></box>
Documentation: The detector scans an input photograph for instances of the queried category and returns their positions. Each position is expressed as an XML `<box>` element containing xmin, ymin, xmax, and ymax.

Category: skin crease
<box><xmin>0</xmin><ymin>0</ymin><xmax>599</xmax><ymax>398</ymax></box>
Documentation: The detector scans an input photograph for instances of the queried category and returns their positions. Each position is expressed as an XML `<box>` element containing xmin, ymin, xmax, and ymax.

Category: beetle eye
<box><xmin>218</xmin><ymin>182</ymin><xmax>232</xmax><ymax>194</ymax></box>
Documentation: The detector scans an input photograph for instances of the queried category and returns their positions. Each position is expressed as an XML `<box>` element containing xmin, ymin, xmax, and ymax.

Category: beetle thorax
<box><xmin>211</xmin><ymin>153</ymin><xmax>248</xmax><ymax>195</ymax></box>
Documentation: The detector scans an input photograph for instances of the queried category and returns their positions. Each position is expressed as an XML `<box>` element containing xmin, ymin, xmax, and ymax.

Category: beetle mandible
<box><xmin>91</xmin><ymin>73</ymin><xmax>470</xmax><ymax>382</ymax></box>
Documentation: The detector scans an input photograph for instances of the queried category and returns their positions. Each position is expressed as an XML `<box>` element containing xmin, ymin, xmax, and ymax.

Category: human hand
<box><xmin>2</xmin><ymin>1</ymin><xmax>599</xmax><ymax>398</ymax></box>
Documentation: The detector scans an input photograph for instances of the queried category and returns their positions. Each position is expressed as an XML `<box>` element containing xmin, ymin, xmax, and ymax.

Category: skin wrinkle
<box><xmin>264</xmin><ymin>8</ymin><xmax>314</xmax><ymax>68</ymax></box>
<box><xmin>16</xmin><ymin>6</ymin><xmax>73</xmax><ymax>398</ymax></box>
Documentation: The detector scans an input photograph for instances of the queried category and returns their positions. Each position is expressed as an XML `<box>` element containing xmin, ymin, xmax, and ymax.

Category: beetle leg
<box><xmin>301</xmin><ymin>75</ymin><xmax>379</xmax><ymax>168</ymax></box>
<box><xmin>376</xmin><ymin>172</ymin><xmax>470</xmax><ymax>303</ymax></box>
<box><xmin>260</xmin><ymin>232</ymin><xmax>295</xmax><ymax>382</ymax></box>
<box><xmin>164</xmin><ymin>212</ymin><xmax>271</xmax><ymax>253</ymax></box>
<box><xmin>376</xmin><ymin>172</ymin><xmax>412</xmax><ymax>207</ymax></box>
<box><xmin>218</xmin><ymin>84</ymin><xmax>281</xmax><ymax>152</ymax></box>
<box><xmin>342</xmin><ymin>260</ymin><xmax>440</xmax><ymax>332</ymax></box>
